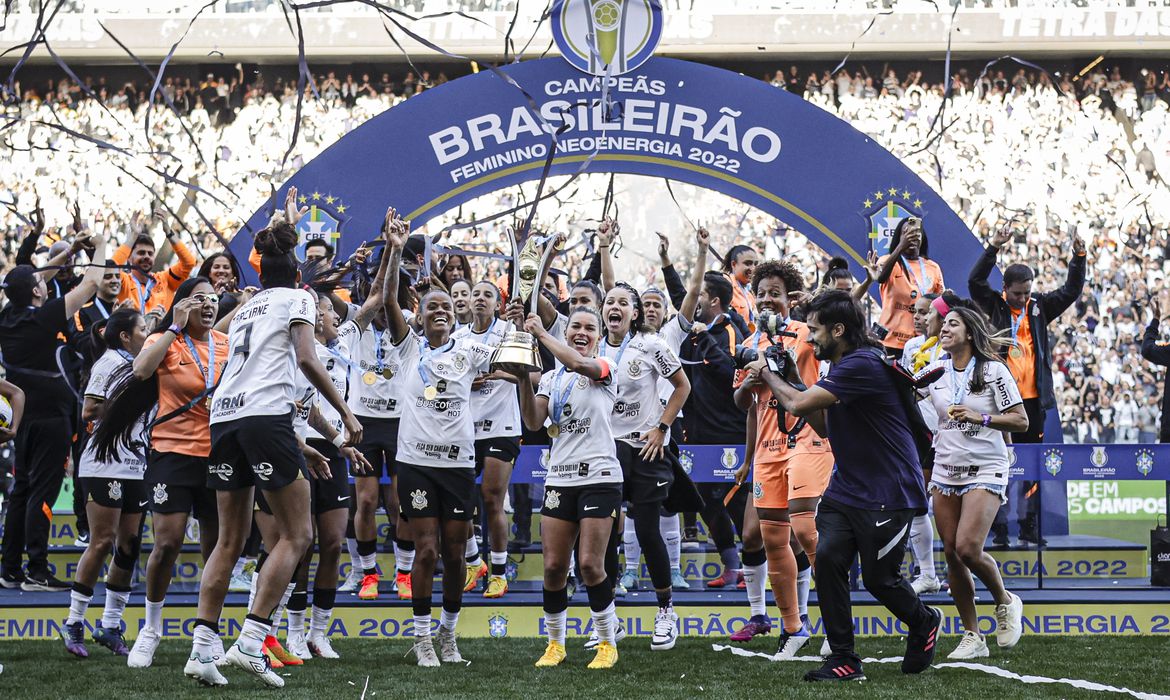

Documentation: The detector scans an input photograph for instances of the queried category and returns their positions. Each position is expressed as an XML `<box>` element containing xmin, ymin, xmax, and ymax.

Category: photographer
<box><xmin>760</xmin><ymin>289</ymin><xmax>939</xmax><ymax>683</ymax></box>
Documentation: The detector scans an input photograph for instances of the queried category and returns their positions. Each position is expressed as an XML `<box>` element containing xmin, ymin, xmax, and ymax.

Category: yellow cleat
<box><xmin>358</xmin><ymin>573</ymin><xmax>380</xmax><ymax>600</ymax></box>
<box><xmin>587</xmin><ymin>641</ymin><xmax>618</xmax><ymax>669</ymax></box>
<box><xmin>396</xmin><ymin>571</ymin><xmax>413</xmax><ymax>600</ymax></box>
<box><xmin>483</xmin><ymin>575</ymin><xmax>508</xmax><ymax>599</ymax></box>
<box><xmin>534</xmin><ymin>640</ymin><xmax>567</xmax><ymax>668</ymax></box>
<box><xmin>264</xmin><ymin>635</ymin><xmax>303</xmax><ymax>666</ymax></box>
<box><xmin>262</xmin><ymin>641</ymin><xmax>284</xmax><ymax>669</ymax></box>
<box><xmin>464</xmin><ymin>562</ymin><xmax>487</xmax><ymax>593</ymax></box>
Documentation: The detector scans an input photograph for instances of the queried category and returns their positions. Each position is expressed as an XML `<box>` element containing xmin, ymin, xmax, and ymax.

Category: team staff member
<box><xmin>922</xmin><ymin>305</ymin><xmax>1026</xmax><ymax>660</ymax></box>
<box><xmin>969</xmin><ymin>225</ymin><xmax>1085</xmax><ymax>546</ymax></box>
<box><xmin>112</xmin><ymin>220</ymin><xmax>197</xmax><ymax>315</ymax></box>
<box><xmin>384</xmin><ymin>222</ymin><xmax>496</xmax><ymax>668</ymax></box>
<box><xmin>92</xmin><ymin>278</ymin><xmax>230</xmax><ymax>669</ymax></box>
<box><xmin>62</xmin><ymin>309</ymin><xmax>150</xmax><ymax>659</ymax></box>
<box><xmin>0</xmin><ymin>233</ymin><xmax>106</xmax><ymax>592</ymax></box>
<box><xmin>1141</xmin><ymin>294</ymin><xmax>1170</xmax><ymax>442</ymax></box>
<box><xmin>509</xmin><ymin>308</ymin><xmax>623</xmax><ymax>669</ymax></box>
<box><xmin>185</xmin><ymin>217</ymin><xmax>361</xmax><ymax>688</ymax></box>
<box><xmin>876</xmin><ymin>217</ymin><xmax>944</xmax><ymax>359</ymax></box>
<box><xmin>454</xmin><ymin>281</ymin><xmax>522</xmax><ymax>598</ymax></box>
<box><xmin>763</xmin><ymin>290</ymin><xmax>941</xmax><ymax>683</ymax></box>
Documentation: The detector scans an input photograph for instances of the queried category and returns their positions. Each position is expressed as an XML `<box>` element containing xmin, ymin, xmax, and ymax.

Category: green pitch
<box><xmin>1</xmin><ymin>636</ymin><xmax>1167</xmax><ymax>699</ymax></box>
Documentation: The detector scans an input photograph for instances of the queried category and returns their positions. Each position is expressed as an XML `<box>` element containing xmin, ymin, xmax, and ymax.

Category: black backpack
<box><xmin>866</xmin><ymin>347</ymin><xmax>937</xmax><ymax>471</ymax></box>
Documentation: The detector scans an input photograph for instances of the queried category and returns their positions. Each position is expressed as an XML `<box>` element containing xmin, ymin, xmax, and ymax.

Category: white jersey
<box><xmin>291</xmin><ymin>370</ymin><xmax>314</xmax><ymax>439</ymax></box>
<box><xmin>78</xmin><ymin>349</ymin><xmax>147</xmax><ymax>480</ymax></box>
<box><xmin>902</xmin><ymin>335</ymin><xmax>946</xmax><ymax>432</ymax></box>
<box><xmin>599</xmin><ymin>331</ymin><xmax>682</xmax><ymax>445</ymax></box>
<box><xmin>211</xmin><ymin>287</ymin><xmax>315</xmax><ymax>424</ymax></box>
<box><xmin>924</xmin><ymin>358</ymin><xmax>1023</xmax><ymax>488</ymax></box>
<box><xmin>537</xmin><ymin>358</ymin><xmax>623</xmax><ymax>487</ymax></box>
<box><xmin>391</xmin><ymin>334</ymin><xmax>493</xmax><ymax>469</ymax></box>
<box><xmin>452</xmin><ymin>319</ymin><xmax>520</xmax><ymax>439</ymax></box>
<box><xmin>655</xmin><ymin>315</ymin><xmax>690</xmax><ymax>416</ymax></box>
<box><xmin>306</xmin><ymin>339</ymin><xmax>349</xmax><ymax>441</ymax></box>
<box><xmin>342</xmin><ymin>316</ymin><xmax>414</xmax><ymax>419</ymax></box>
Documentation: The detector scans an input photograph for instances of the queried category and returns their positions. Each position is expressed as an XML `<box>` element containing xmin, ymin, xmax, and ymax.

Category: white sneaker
<box><xmin>184</xmin><ymin>653</ymin><xmax>229</xmax><ymax>686</ymax></box>
<box><xmin>225</xmin><ymin>643</ymin><xmax>284</xmax><ymax>688</ymax></box>
<box><xmin>650</xmin><ymin>607</ymin><xmax>679</xmax><ymax>651</ymax></box>
<box><xmin>774</xmin><ymin>625</ymin><xmax>811</xmax><ymax>660</ymax></box>
<box><xmin>411</xmin><ymin>637</ymin><xmax>440</xmax><ymax>667</ymax></box>
<box><xmin>819</xmin><ymin>638</ymin><xmax>831</xmax><ymax>657</ymax></box>
<box><xmin>211</xmin><ymin>636</ymin><xmax>228</xmax><ymax>668</ymax></box>
<box><xmin>911</xmin><ymin>575</ymin><xmax>942</xmax><ymax>595</ymax></box>
<box><xmin>338</xmin><ymin>569</ymin><xmax>362</xmax><ymax>594</ymax></box>
<box><xmin>228</xmin><ymin>571</ymin><xmax>252</xmax><ymax>593</ymax></box>
<box><xmin>584</xmin><ymin>618</ymin><xmax>628</xmax><ymax>650</ymax></box>
<box><xmin>995</xmin><ymin>591</ymin><xmax>1023</xmax><ymax>648</ymax></box>
<box><xmin>308</xmin><ymin>634</ymin><xmax>340</xmax><ymax>659</ymax></box>
<box><xmin>947</xmin><ymin>630</ymin><xmax>989</xmax><ymax>659</ymax></box>
<box><xmin>127</xmin><ymin>627</ymin><xmax>161</xmax><ymax>668</ymax></box>
<box><xmin>287</xmin><ymin>630</ymin><xmax>310</xmax><ymax>660</ymax></box>
<box><xmin>436</xmin><ymin>627</ymin><xmax>465</xmax><ymax>663</ymax></box>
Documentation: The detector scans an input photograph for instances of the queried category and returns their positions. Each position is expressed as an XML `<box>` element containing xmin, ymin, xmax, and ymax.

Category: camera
<box><xmin>733</xmin><ymin>310</ymin><xmax>799</xmax><ymax>371</ymax></box>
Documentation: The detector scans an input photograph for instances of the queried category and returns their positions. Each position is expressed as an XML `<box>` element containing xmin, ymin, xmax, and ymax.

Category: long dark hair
<box><xmin>824</xmin><ymin>256</ymin><xmax>853</xmax><ymax>288</ymax></box>
<box><xmin>722</xmin><ymin>245</ymin><xmax>754</xmax><ymax>273</ymax></box>
<box><xmin>91</xmin><ymin>277</ymin><xmax>210</xmax><ymax>462</ymax></box>
<box><xmin>947</xmin><ymin>304</ymin><xmax>1010</xmax><ymax>395</ymax></box>
<box><xmin>256</xmin><ymin>222</ymin><xmax>298</xmax><ymax>289</ymax></box>
<box><xmin>196</xmin><ymin>252</ymin><xmax>243</xmax><ymax>291</ymax></box>
<box><xmin>95</xmin><ymin>308</ymin><xmax>143</xmax><ymax>355</ymax></box>
<box><xmin>804</xmin><ymin>289</ymin><xmax>882</xmax><ymax>351</ymax></box>
<box><xmin>611</xmin><ymin>282</ymin><xmax>649</xmax><ymax>336</ymax></box>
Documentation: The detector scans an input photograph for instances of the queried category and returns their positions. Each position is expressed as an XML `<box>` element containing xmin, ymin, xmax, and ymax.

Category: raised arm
<box><xmin>523</xmin><ymin>313</ymin><xmax>608</xmax><ymax>381</ymax></box>
<box><xmin>1039</xmin><ymin>230</ymin><xmax>1086</xmax><ymax>321</ymax></box>
<box><xmin>596</xmin><ymin>217</ymin><xmax>616</xmax><ymax>292</ymax></box>
<box><xmin>63</xmin><ymin>235</ymin><xmax>106</xmax><ymax>317</ymax></box>
<box><xmin>293</xmin><ymin>322</ymin><xmax>362</xmax><ymax>445</ymax></box>
<box><xmin>513</xmin><ymin>372</ymin><xmax>550</xmax><ymax>432</ymax></box>
<box><xmin>351</xmin><ymin>208</ymin><xmax>396</xmax><ymax>331</ymax></box>
<box><xmin>852</xmin><ymin>250</ymin><xmax>879</xmax><ymax>302</ymax></box>
<box><xmin>677</xmin><ymin>227</ymin><xmax>709</xmax><ymax>324</ymax></box>
<box><xmin>969</xmin><ymin>227</ymin><xmax>1010</xmax><ymax>312</ymax></box>
<box><xmin>382</xmin><ymin>213</ymin><xmax>412</xmax><ymax>343</ymax></box>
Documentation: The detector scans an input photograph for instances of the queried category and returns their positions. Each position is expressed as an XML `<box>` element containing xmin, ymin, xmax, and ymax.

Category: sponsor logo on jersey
<box><xmin>210</xmin><ymin>463</ymin><xmax>234</xmax><ymax>481</ymax></box>
<box><xmin>254</xmin><ymin>462</ymin><xmax>274</xmax><ymax>481</ymax></box>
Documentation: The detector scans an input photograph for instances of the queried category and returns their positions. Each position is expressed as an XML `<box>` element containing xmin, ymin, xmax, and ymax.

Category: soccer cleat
<box><xmin>338</xmin><ymin>569</ymin><xmax>362</xmax><ymax>593</ymax></box>
<box><xmin>436</xmin><ymin>627</ymin><xmax>465</xmax><ymax>663</ymax></box>
<box><xmin>584</xmin><ymin>619</ymin><xmax>628</xmax><ymax>650</ymax></box>
<box><xmin>803</xmin><ymin>655</ymin><xmax>866</xmax><ymax>682</ymax></box>
<box><xmin>995</xmin><ymin>591</ymin><xmax>1024</xmax><ymax>648</ymax></box>
<box><xmin>650</xmin><ymin>607</ymin><xmax>679</xmax><ymax>651</ymax></box>
<box><xmin>262</xmin><ymin>641</ymin><xmax>283</xmax><ymax>669</ymax></box>
<box><xmin>228</xmin><ymin>571</ymin><xmax>252</xmax><ymax>594</ymax></box>
<box><xmin>74</xmin><ymin>532</ymin><xmax>91</xmax><ymax>547</ymax></box>
<box><xmin>730</xmin><ymin>614</ymin><xmax>772</xmax><ymax>642</ymax></box>
<box><xmin>265</xmin><ymin>635</ymin><xmax>303</xmax><ymax>666</ymax></box>
<box><xmin>0</xmin><ymin>570</ymin><xmax>25</xmax><ymax>589</ymax></box>
<box><xmin>706</xmin><ymin>567</ymin><xmax>740</xmax><ymax>588</ymax></box>
<box><xmin>22</xmin><ymin>572</ymin><xmax>69</xmax><ymax>592</ymax></box>
<box><xmin>286</xmin><ymin>630</ymin><xmax>310</xmax><ymax>660</ymax></box>
<box><xmin>308</xmin><ymin>634</ymin><xmax>339</xmax><ymax>659</ymax></box>
<box><xmin>902</xmin><ymin>606</ymin><xmax>942</xmax><ymax>674</ymax></box>
<box><xmin>93</xmin><ymin>624</ymin><xmax>130</xmax><ymax>656</ymax></box>
<box><xmin>947</xmin><ymin>630</ymin><xmax>989</xmax><ymax>659</ymax></box>
<box><xmin>358</xmin><ymin>573</ymin><xmax>380</xmax><ymax>600</ymax></box>
<box><xmin>483</xmin><ymin>575</ymin><xmax>508</xmax><ymax>599</ymax></box>
<box><xmin>736</xmin><ymin>572</ymin><xmax>746</xmax><ymax>589</ymax></box>
<box><xmin>411</xmin><ymin>637</ymin><xmax>441</xmax><ymax>667</ymax></box>
<box><xmin>911</xmin><ymin>575</ymin><xmax>942</xmax><ymax>595</ymax></box>
<box><xmin>614</xmin><ymin>580</ymin><xmax>627</xmax><ymax>598</ymax></box>
<box><xmin>618</xmin><ymin>570</ymin><xmax>639</xmax><ymax>593</ymax></box>
<box><xmin>396</xmin><ymin>571</ymin><xmax>413</xmax><ymax>600</ymax></box>
<box><xmin>127</xmin><ymin>626</ymin><xmax>161</xmax><ymax>668</ymax></box>
<box><xmin>670</xmin><ymin>567</ymin><xmax>690</xmax><ymax>590</ymax></box>
<box><xmin>225</xmin><ymin>643</ymin><xmax>285</xmax><ymax>688</ymax></box>
<box><xmin>464</xmin><ymin>562</ymin><xmax>488</xmax><ymax>593</ymax></box>
<box><xmin>566</xmin><ymin>574</ymin><xmax>578</xmax><ymax>600</ymax></box>
<box><xmin>587</xmin><ymin>641</ymin><xmax>618</xmax><ymax>669</ymax></box>
<box><xmin>184</xmin><ymin>653</ymin><xmax>229</xmax><ymax>687</ymax></box>
<box><xmin>211</xmin><ymin>635</ymin><xmax>228</xmax><ymax>668</ymax></box>
<box><xmin>63</xmin><ymin>621</ymin><xmax>89</xmax><ymax>658</ymax></box>
<box><xmin>774</xmin><ymin>624</ymin><xmax>811</xmax><ymax>660</ymax></box>
<box><xmin>535</xmin><ymin>640</ymin><xmax>567</xmax><ymax>667</ymax></box>
<box><xmin>819</xmin><ymin>638</ymin><xmax>832</xmax><ymax>657</ymax></box>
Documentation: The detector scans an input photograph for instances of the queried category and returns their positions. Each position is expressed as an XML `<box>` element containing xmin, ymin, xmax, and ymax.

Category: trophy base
<box><xmin>490</xmin><ymin>331</ymin><xmax>543</xmax><ymax>375</ymax></box>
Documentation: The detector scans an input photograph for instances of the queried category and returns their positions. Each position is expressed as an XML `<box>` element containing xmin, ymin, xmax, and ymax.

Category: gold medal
<box><xmin>381</xmin><ymin>367</ymin><xmax>395</xmax><ymax>380</ymax></box>
<box><xmin>1009</xmin><ymin>346</ymin><xmax>1023</xmax><ymax>359</ymax></box>
<box><xmin>363</xmin><ymin>371</ymin><xmax>377</xmax><ymax>386</ymax></box>
<box><xmin>547</xmin><ymin>424</ymin><xmax>560</xmax><ymax>438</ymax></box>
<box><xmin>424</xmin><ymin>385</ymin><xmax>438</xmax><ymax>400</ymax></box>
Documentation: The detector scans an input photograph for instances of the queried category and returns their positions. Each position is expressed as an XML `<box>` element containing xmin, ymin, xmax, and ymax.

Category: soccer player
<box><xmin>62</xmin><ymin>309</ymin><xmax>149</xmax><ymax>659</ymax></box>
<box><xmin>384</xmin><ymin>222</ymin><xmax>496</xmax><ymax>667</ymax></box>
<box><xmin>508</xmin><ymin>308</ymin><xmax>623</xmax><ymax>669</ymax></box>
<box><xmin>183</xmin><ymin>214</ymin><xmax>361</xmax><ymax>688</ymax></box>
<box><xmin>921</xmin><ymin>305</ymin><xmax>1026</xmax><ymax>658</ymax></box>
<box><xmin>92</xmin><ymin>277</ymin><xmax>229</xmax><ymax>669</ymax></box>
<box><xmin>876</xmin><ymin>217</ymin><xmax>945</xmax><ymax>360</ymax></box>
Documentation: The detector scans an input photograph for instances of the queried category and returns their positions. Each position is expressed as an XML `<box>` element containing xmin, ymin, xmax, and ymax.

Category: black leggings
<box><xmin>699</xmin><ymin>482</ymin><xmax>747</xmax><ymax>552</ymax></box>
<box><xmin>628</xmin><ymin>500</ymin><xmax>672</xmax><ymax>591</ymax></box>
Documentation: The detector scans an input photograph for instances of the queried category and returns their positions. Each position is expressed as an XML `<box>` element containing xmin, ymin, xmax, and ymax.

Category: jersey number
<box><xmin>223</xmin><ymin>324</ymin><xmax>254</xmax><ymax>384</ymax></box>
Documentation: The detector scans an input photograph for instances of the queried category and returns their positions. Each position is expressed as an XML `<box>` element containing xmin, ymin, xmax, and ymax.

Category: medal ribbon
<box><xmin>549</xmin><ymin>366</ymin><xmax>575</xmax><ymax>428</ymax></box>
<box><xmin>94</xmin><ymin>297</ymin><xmax>110</xmax><ymax>320</ymax></box>
<box><xmin>418</xmin><ymin>338</ymin><xmax>455</xmax><ymax>390</ymax></box>
<box><xmin>948</xmin><ymin>360</ymin><xmax>974</xmax><ymax>407</ymax></box>
<box><xmin>1009</xmin><ymin>302</ymin><xmax>1027</xmax><ymax>348</ymax></box>
<box><xmin>131</xmin><ymin>275</ymin><xmax>156</xmax><ymax>313</ymax></box>
<box><xmin>736</xmin><ymin>279</ymin><xmax>756</xmax><ymax>322</ymax></box>
<box><xmin>901</xmin><ymin>256</ymin><xmax>931</xmax><ymax>297</ymax></box>
<box><xmin>183</xmin><ymin>334</ymin><xmax>216</xmax><ymax>398</ymax></box>
<box><xmin>605</xmin><ymin>332</ymin><xmax>633</xmax><ymax>370</ymax></box>
<box><xmin>116</xmin><ymin>348</ymin><xmax>133</xmax><ymax>362</ymax></box>
<box><xmin>373</xmin><ymin>328</ymin><xmax>386</xmax><ymax>372</ymax></box>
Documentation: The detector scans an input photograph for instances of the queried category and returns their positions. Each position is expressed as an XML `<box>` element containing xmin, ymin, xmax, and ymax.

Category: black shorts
<box><xmin>353</xmin><ymin>417</ymin><xmax>399</xmax><ymax>479</ymax></box>
<box><xmin>209</xmin><ymin>412</ymin><xmax>307</xmax><ymax>492</ymax></box>
<box><xmin>396</xmin><ymin>462</ymin><xmax>475</xmax><ymax>521</ymax></box>
<box><xmin>83</xmin><ymin>477</ymin><xmax>148</xmax><ymax>514</ymax></box>
<box><xmin>146</xmin><ymin>451</ymin><xmax>218</xmax><ymax>520</ymax></box>
<box><xmin>541</xmin><ymin>483</ymin><xmax>622</xmax><ymax>523</ymax></box>
<box><xmin>474</xmin><ymin>436</ymin><xmax>521</xmax><ymax>476</ymax></box>
<box><xmin>307</xmin><ymin>439</ymin><xmax>352</xmax><ymax>514</ymax></box>
<box><xmin>615</xmin><ymin>440</ymin><xmax>673</xmax><ymax>505</ymax></box>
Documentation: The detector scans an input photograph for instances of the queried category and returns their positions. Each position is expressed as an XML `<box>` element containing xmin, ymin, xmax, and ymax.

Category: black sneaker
<box><xmin>989</xmin><ymin>524</ymin><xmax>1010</xmax><ymax>549</ymax></box>
<box><xmin>902</xmin><ymin>606</ymin><xmax>942</xmax><ymax>674</ymax></box>
<box><xmin>0</xmin><ymin>569</ymin><xmax>25</xmax><ymax>589</ymax></box>
<box><xmin>803</xmin><ymin>655</ymin><xmax>866</xmax><ymax>682</ymax></box>
<box><xmin>21</xmin><ymin>571</ymin><xmax>70</xmax><ymax>592</ymax></box>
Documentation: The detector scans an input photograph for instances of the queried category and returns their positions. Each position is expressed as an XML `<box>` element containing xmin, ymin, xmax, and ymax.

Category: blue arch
<box><xmin>232</xmin><ymin>57</ymin><xmax>988</xmax><ymax>294</ymax></box>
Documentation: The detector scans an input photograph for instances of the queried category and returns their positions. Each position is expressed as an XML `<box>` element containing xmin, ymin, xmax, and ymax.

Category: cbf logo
<box><xmin>1135</xmin><ymin>449</ymin><xmax>1154</xmax><ymax>478</ymax></box>
<box><xmin>488</xmin><ymin>613</ymin><xmax>508</xmax><ymax>638</ymax></box>
<box><xmin>1043</xmin><ymin>448</ymin><xmax>1063</xmax><ymax>477</ymax></box>
<box><xmin>679</xmin><ymin>450</ymin><xmax>693</xmax><ymax>475</ymax></box>
<box><xmin>550</xmin><ymin>0</ymin><xmax>664</xmax><ymax>76</ymax></box>
<box><xmin>858</xmin><ymin>187</ymin><xmax>923</xmax><ymax>256</ymax></box>
<box><xmin>291</xmin><ymin>191</ymin><xmax>348</xmax><ymax>260</ymax></box>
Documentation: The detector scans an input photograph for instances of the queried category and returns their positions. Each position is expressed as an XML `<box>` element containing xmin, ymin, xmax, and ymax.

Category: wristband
<box><xmin>166</xmin><ymin>324</ymin><xmax>182</xmax><ymax>336</ymax></box>
<box><xmin>656</xmin><ymin>422</ymin><xmax>669</xmax><ymax>434</ymax></box>
<box><xmin>981</xmin><ymin>413</ymin><xmax>991</xmax><ymax>428</ymax></box>
<box><xmin>331</xmin><ymin>433</ymin><xmax>345</xmax><ymax>448</ymax></box>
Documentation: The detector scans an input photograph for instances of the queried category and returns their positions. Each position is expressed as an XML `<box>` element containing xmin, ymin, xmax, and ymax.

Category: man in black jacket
<box><xmin>968</xmin><ymin>226</ymin><xmax>1086</xmax><ymax>546</ymax></box>
<box><xmin>1140</xmin><ymin>295</ymin><xmax>1170</xmax><ymax>444</ymax></box>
